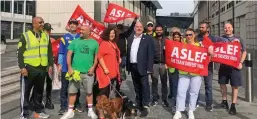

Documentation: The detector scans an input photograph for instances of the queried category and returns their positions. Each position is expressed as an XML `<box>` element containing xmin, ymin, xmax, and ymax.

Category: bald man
<box><xmin>126</xmin><ymin>21</ymin><xmax>154</xmax><ymax>117</ymax></box>
<box><xmin>18</xmin><ymin>17</ymin><xmax>53</xmax><ymax>118</ymax></box>
<box><xmin>60</xmin><ymin>25</ymin><xmax>99</xmax><ymax>119</ymax></box>
<box><xmin>217</xmin><ymin>23</ymin><xmax>247</xmax><ymax>115</ymax></box>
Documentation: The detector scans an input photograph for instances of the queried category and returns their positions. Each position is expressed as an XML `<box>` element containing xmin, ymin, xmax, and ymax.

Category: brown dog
<box><xmin>96</xmin><ymin>95</ymin><xmax>123</xmax><ymax>119</ymax></box>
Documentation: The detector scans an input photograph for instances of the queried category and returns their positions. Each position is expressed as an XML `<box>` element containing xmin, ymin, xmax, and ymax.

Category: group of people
<box><xmin>17</xmin><ymin>15</ymin><xmax>246</xmax><ymax>119</ymax></box>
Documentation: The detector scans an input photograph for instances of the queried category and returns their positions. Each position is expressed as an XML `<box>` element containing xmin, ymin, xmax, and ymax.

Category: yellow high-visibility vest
<box><xmin>23</xmin><ymin>30</ymin><xmax>49</xmax><ymax>67</ymax></box>
<box><xmin>178</xmin><ymin>42</ymin><xmax>200</xmax><ymax>76</ymax></box>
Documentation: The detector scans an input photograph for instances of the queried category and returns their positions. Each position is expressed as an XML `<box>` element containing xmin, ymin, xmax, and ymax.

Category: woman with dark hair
<box><xmin>96</xmin><ymin>27</ymin><xmax>121</xmax><ymax>119</ymax></box>
<box><xmin>168</xmin><ymin>31</ymin><xmax>182</xmax><ymax>112</ymax></box>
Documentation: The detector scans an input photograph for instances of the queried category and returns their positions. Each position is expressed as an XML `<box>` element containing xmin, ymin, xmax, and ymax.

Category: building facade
<box><xmin>36</xmin><ymin>0</ymin><xmax>162</xmax><ymax>35</ymax></box>
<box><xmin>1</xmin><ymin>0</ymin><xmax>36</xmax><ymax>39</ymax></box>
<box><xmin>194</xmin><ymin>1</ymin><xmax>257</xmax><ymax>48</ymax></box>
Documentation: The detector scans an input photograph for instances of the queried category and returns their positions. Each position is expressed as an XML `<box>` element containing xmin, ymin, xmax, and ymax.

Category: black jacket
<box><xmin>153</xmin><ymin>37</ymin><xmax>165</xmax><ymax>64</ymax></box>
<box><xmin>116</xmin><ymin>21</ymin><xmax>136</xmax><ymax>57</ymax></box>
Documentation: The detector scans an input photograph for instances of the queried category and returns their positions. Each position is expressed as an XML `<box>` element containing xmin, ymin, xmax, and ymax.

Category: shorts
<box><xmin>68</xmin><ymin>73</ymin><xmax>95</xmax><ymax>94</ymax></box>
<box><xmin>218</xmin><ymin>65</ymin><xmax>242</xmax><ymax>86</ymax></box>
<box><xmin>98</xmin><ymin>79</ymin><xmax>118</xmax><ymax>98</ymax></box>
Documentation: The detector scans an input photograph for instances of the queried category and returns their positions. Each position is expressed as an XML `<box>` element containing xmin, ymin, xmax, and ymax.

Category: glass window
<box><xmin>1</xmin><ymin>1</ymin><xmax>11</xmax><ymax>12</ymax></box>
<box><xmin>18</xmin><ymin>1</ymin><xmax>23</xmax><ymax>14</ymax></box>
<box><xmin>26</xmin><ymin>1</ymin><xmax>33</xmax><ymax>15</ymax></box>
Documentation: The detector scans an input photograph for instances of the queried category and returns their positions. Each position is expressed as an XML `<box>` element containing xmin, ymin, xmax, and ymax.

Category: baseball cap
<box><xmin>68</xmin><ymin>19</ymin><xmax>79</xmax><ymax>25</ymax></box>
<box><xmin>147</xmin><ymin>21</ymin><xmax>154</xmax><ymax>25</ymax></box>
<box><xmin>44</xmin><ymin>23</ymin><xmax>53</xmax><ymax>31</ymax></box>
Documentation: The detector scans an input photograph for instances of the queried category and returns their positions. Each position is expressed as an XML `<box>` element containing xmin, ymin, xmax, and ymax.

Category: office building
<box><xmin>1</xmin><ymin>0</ymin><xmax>36</xmax><ymax>39</ymax></box>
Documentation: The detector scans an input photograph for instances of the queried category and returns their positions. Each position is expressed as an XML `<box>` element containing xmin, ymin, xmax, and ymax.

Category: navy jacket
<box><xmin>126</xmin><ymin>33</ymin><xmax>154</xmax><ymax>75</ymax></box>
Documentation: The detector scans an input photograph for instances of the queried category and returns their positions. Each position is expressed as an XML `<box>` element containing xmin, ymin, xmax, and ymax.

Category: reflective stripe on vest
<box><xmin>168</xmin><ymin>68</ymin><xmax>175</xmax><ymax>73</ymax></box>
<box><xmin>23</xmin><ymin>30</ymin><xmax>49</xmax><ymax>67</ymax></box>
<box><xmin>178</xmin><ymin>42</ymin><xmax>200</xmax><ymax>76</ymax></box>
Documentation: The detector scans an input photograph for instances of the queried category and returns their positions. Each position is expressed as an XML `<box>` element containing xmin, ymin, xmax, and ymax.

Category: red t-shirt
<box><xmin>51</xmin><ymin>38</ymin><xmax>60</xmax><ymax>64</ymax></box>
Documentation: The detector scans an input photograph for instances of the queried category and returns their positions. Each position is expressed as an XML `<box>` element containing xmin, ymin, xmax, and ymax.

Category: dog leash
<box><xmin>107</xmin><ymin>76</ymin><xmax>124</xmax><ymax>99</ymax></box>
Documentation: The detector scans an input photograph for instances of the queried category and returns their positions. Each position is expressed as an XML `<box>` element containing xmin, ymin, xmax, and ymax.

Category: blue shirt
<box><xmin>58</xmin><ymin>33</ymin><xmax>80</xmax><ymax>72</ymax></box>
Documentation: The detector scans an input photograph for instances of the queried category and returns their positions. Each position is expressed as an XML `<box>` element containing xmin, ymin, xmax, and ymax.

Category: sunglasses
<box><xmin>39</xmin><ymin>21</ymin><xmax>44</xmax><ymax>24</ymax></box>
<box><xmin>185</xmin><ymin>34</ymin><xmax>193</xmax><ymax>36</ymax></box>
<box><xmin>147</xmin><ymin>24</ymin><xmax>153</xmax><ymax>27</ymax></box>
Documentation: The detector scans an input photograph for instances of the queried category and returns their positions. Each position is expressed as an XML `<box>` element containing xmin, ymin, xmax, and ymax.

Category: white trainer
<box><xmin>188</xmin><ymin>111</ymin><xmax>195</xmax><ymax>119</ymax></box>
<box><xmin>60</xmin><ymin>111</ymin><xmax>75</xmax><ymax>119</ymax></box>
<box><xmin>87</xmin><ymin>110</ymin><xmax>98</xmax><ymax>119</ymax></box>
<box><xmin>173</xmin><ymin>111</ymin><xmax>182</xmax><ymax>119</ymax></box>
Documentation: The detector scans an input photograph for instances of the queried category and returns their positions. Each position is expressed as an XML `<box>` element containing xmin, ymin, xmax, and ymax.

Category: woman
<box><xmin>173</xmin><ymin>29</ymin><xmax>203</xmax><ymax>119</ymax></box>
<box><xmin>96</xmin><ymin>27</ymin><xmax>121</xmax><ymax>119</ymax></box>
<box><xmin>168</xmin><ymin>32</ymin><xmax>182</xmax><ymax>112</ymax></box>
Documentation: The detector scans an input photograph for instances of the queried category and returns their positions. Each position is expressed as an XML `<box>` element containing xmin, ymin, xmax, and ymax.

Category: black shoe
<box><xmin>140</xmin><ymin>106</ymin><xmax>150</xmax><ymax>117</ymax></box>
<box><xmin>162</xmin><ymin>100</ymin><xmax>169</xmax><ymax>107</ymax></box>
<box><xmin>58</xmin><ymin>108</ymin><xmax>67</xmax><ymax>115</ymax></box>
<box><xmin>74</xmin><ymin>106</ymin><xmax>84</xmax><ymax>113</ymax></box>
<box><xmin>229</xmin><ymin>103</ymin><xmax>237</xmax><ymax>115</ymax></box>
<box><xmin>151</xmin><ymin>100</ymin><xmax>158</xmax><ymax>106</ymax></box>
<box><xmin>172</xmin><ymin>106</ymin><xmax>176</xmax><ymax>113</ymax></box>
<box><xmin>205</xmin><ymin>103</ymin><xmax>213</xmax><ymax>112</ymax></box>
<box><xmin>45</xmin><ymin>98</ymin><xmax>54</xmax><ymax>109</ymax></box>
<box><xmin>215</xmin><ymin>100</ymin><xmax>229</xmax><ymax>109</ymax></box>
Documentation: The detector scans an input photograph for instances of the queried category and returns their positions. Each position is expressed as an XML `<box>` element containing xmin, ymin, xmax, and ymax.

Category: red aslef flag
<box><xmin>67</xmin><ymin>5</ymin><xmax>106</xmax><ymax>43</ymax></box>
<box><xmin>104</xmin><ymin>3</ymin><xmax>138</xmax><ymax>23</ymax></box>
<box><xmin>202</xmin><ymin>36</ymin><xmax>213</xmax><ymax>48</ymax></box>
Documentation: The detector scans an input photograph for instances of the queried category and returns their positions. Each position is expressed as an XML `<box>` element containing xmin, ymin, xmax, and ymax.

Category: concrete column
<box><xmin>11</xmin><ymin>0</ymin><xmax>14</xmax><ymax>17</ymax></box>
<box><xmin>11</xmin><ymin>21</ymin><xmax>14</xmax><ymax>40</ymax></box>
<box><xmin>23</xmin><ymin>0</ymin><xmax>26</xmax><ymax>32</ymax></box>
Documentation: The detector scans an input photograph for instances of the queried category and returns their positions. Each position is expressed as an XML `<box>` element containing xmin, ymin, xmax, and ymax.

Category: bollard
<box><xmin>245</xmin><ymin>53</ymin><xmax>253</xmax><ymax>102</ymax></box>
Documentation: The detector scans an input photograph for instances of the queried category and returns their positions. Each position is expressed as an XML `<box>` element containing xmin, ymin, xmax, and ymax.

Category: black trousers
<box><xmin>20</xmin><ymin>66</ymin><xmax>46</xmax><ymax>118</ymax></box>
<box><xmin>130</xmin><ymin>64</ymin><xmax>150</xmax><ymax>107</ymax></box>
<box><xmin>46</xmin><ymin>74</ymin><xmax>52</xmax><ymax>99</ymax></box>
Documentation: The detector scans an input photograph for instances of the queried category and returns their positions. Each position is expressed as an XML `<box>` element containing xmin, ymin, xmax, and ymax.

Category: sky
<box><xmin>157</xmin><ymin>1</ymin><xmax>195</xmax><ymax>16</ymax></box>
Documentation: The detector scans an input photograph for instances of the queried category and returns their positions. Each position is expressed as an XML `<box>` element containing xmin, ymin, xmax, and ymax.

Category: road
<box><xmin>1</xmin><ymin>44</ymin><xmax>257</xmax><ymax>119</ymax></box>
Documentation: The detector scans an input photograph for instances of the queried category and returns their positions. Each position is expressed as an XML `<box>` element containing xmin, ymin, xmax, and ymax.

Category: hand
<box><xmin>208</xmin><ymin>45</ymin><xmax>214</xmax><ymax>56</ymax></box>
<box><xmin>237</xmin><ymin>62</ymin><xmax>243</xmax><ymax>69</ymax></box>
<box><xmin>104</xmin><ymin>68</ymin><xmax>109</xmax><ymax>75</ymax></box>
<box><xmin>134</xmin><ymin>17</ymin><xmax>138</xmax><ymax>21</ymax></box>
<box><xmin>88</xmin><ymin>67</ymin><xmax>94</xmax><ymax>76</ymax></box>
<box><xmin>68</xmin><ymin>68</ymin><xmax>73</xmax><ymax>75</ymax></box>
<box><xmin>48</xmin><ymin>66</ymin><xmax>53</xmax><ymax>74</ymax></box>
<box><xmin>57</xmin><ymin>64</ymin><xmax>62</xmax><ymax>73</ymax></box>
<box><xmin>147</xmin><ymin>71</ymin><xmax>152</xmax><ymax>74</ymax></box>
<box><xmin>165</xmin><ymin>64</ymin><xmax>168</xmax><ymax>69</ymax></box>
<box><xmin>119</xmin><ymin>58</ymin><xmax>122</xmax><ymax>64</ymax></box>
<box><xmin>232</xmin><ymin>38</ymin><xmax>240</xmax><ymax>42</ymax></box>
<box><xmin>21</xmin><ymin>68</ymin><xmax>28</xmax><ymax>76</ymax></box>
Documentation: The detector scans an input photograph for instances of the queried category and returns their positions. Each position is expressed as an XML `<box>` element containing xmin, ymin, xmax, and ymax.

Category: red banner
<box><xmin>67</xmin><ymin>5</ymin><xmax>106</xmax><ymax>43</ymax></box>
<box><xmin>104</xmin><ymin>3</ymin><xmax>137</xmax><ymax>23</ymax></box>
<box><xmin>165</xmin><ymin>40</ymin><xmax>210</xmax><ymax>76</ymax></box>
<box><xmin>212</xmin><ymin>42</ymin><xmax>241</xmax><ymax>68</ymax></box>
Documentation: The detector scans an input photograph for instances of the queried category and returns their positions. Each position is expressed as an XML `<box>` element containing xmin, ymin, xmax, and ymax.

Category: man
<box><xmin>43</xmin><ymin>23</ymin><xmax>55</xmax><ymax>109</ymax></box>
<box><xmin>60</xmin><ymin>25</ymin><xmax>98</xmax><ymax>119</ymax></box>
<box><xmin>58</xmin><ymin>19</ymin><xmax>82</xmax><ymax>114</ymax></box>
<box><xmin>144</xmin><ymin>21</ymin><xmax>156</xmax><ymax>37</ymax></box>
<box><xmin>218</xmin><ymin>23</ymin><xmax>246</xmax><ymax>115</ymax></box>
<box><xmin>151</xmin><ymin>25</ymin><xmax>169</xmax><ymax>107</ymax></box>
<box><xmin>126</xmin><ymin>21</ymin><xmax>154</xmax><ymax>117</ymax></box>
<box><xmin>116</xmin><ymin>17</ymin><xmax>137</xmax><ymax>88</ymax></box>
<box><xmin>18</xmin><ymin>17</ymin><xmax>52</xmax><ymax>119</ymax></box>
<box><xmin>196</xmin><ymin>22</ymin><xmax>217</xmax><ymax>111</ymax></box>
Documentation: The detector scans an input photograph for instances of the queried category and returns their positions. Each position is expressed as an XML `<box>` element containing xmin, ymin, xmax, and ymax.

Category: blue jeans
<box><xmin>197</xmin><ymin>70</ymin><xmax>213</xmax><ymax>105</ymax></box>
<box><xmin>168</xmin><ymin>70</ymin><xmax>179</xmax><ymax>105</ymax></box>
<box><xmin>176</xmin><ymin>74</ymin><xmax>202</xmax><ymax>111</ymax></box>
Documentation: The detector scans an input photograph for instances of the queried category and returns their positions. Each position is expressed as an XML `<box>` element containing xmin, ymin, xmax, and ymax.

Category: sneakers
<box><xmin>173</xmin><ymin>111</ymin><xmax>182</xmax><ymax>119</ymax></box>
<box><xmin>151</xmin><ymin>100</ymin><xmax>158</xmax><ymax>106</ymax></box>
<box><xmin>45</xmin><ymin>98</ymin><xmax>54</xmax><ymax>109</ymax></box>
<box><xmin>205</xmin><ymin>103</ymin><xmax>213</xmax><ymax>112</ymax></box>
<box><xmin>34</xmin><ymin>112</ymin><xmax>50</xmax><ymax>119</ymax></box>
<box><xmin>215</xmin><ymin>100</ymin><xmax>229</xmax><ymax>109</ymax></box>
<box><xmin>140</xmin><ymin>106</ymin><xmax>150</xmax><ymax>117</ymax></box>
<box><xmin>229</xmin><ymin>103</ymin><xmax>237</xmax><ymax>115</ymax></box>
<box><xmin>162</xmin><ymin>100</ymin><xmax>169</xmax><ymax>107</ymax></box>
<box><xmin>87</xmin><ymin>110</ymin><xmax>98</xmax><ymax>119</ymax></box>
<box><xmin>188</xmin><ymin>111</ymin><xmax>195</xmax><ymax>119</ymax></box>
<box><xmin>60</xmin><ymin>111</ymin><xmax>75</xmax><ymax>119</ymax></box>
<box><xmin>75</xmin><ymin>106</ymin><xmax>84</xmax><ymax>113</ymax></box>
<box><xmin>59</xmin><ymin>108</ymin><xmax>67</xmax><ymax>115</ymax></box>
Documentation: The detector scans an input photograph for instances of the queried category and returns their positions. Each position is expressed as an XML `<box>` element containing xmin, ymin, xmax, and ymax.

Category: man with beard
<box><xmin>196</xmin><ymin>22</ymin><xmax>216</xmax><ymax>112</ymax></box>
<box><xmin>150</xmin><ymin>25</ymin><xmax>169</xmax><ymax>107</ymax></box>
<box><xmin>58</xmin><ymin>19</ymin><xmax>82</xmax><ymax>114</ymax></box>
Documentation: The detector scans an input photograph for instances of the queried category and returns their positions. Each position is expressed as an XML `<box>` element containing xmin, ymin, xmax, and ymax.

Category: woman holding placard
<box><xmin>173</xmin><ymin>28</ymin><xmax>202</xmax><ymax>119</ymax></box>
